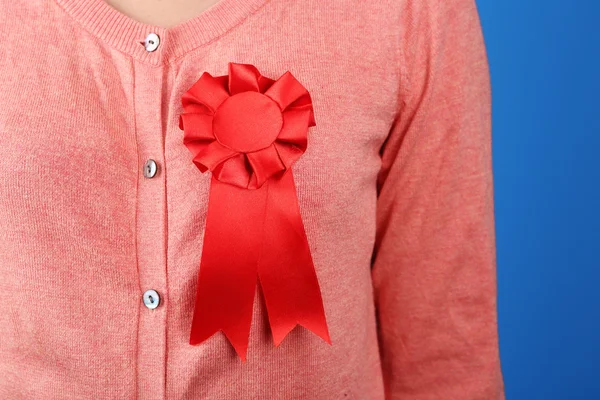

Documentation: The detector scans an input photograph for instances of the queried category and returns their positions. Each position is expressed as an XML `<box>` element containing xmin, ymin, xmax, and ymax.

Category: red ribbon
<box><xmin>179</xmin><ymin>62</ymin><xmax>331</xmax><ymax>361</ymax></box>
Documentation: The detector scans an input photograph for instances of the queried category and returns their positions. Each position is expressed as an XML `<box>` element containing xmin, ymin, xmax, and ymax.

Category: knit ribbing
<box><xmin>53</xmin><ymin>0</ymin><xmax>270</xmax><ymax>65</ymax></box>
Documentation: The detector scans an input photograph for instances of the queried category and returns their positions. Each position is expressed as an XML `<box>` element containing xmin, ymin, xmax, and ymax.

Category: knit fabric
<box><xmin>0</xmin><ymin>0</ymin><xmax>504</xmax><ymax>399</ymax></box>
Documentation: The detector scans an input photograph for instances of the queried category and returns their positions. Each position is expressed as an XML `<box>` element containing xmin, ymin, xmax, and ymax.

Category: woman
<box><xmin>0</xmin><ymin>0</ymin><xmax>505</xmax><ymax>398</ymax></box>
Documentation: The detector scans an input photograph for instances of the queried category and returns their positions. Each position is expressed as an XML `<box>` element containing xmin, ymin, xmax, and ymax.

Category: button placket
<box><xmin>134</xmin><ymin>60</ymin><xmax>168</xmax><ymax>399</ymax></box>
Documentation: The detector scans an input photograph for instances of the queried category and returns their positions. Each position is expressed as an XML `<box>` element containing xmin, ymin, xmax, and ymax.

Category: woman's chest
<box><xmin>0</xmin><ymin>39</ymin><xmax>397</xmax><ymax>229</ymax></box>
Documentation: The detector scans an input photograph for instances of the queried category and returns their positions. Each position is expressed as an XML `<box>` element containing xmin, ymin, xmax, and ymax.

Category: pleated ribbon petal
<box><xmin>179</xmin><ymin>62</ymin><xmax>331</xmax><ymax>361</ymax></box>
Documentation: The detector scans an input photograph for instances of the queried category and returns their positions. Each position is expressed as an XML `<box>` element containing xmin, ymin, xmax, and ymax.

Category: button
<box><xmin>143</xmin><ymin>289</ymin><xmax>160</xmax><ymax>309</ymax></box>
<box><xmin>143</xmin><ymin>159</ymin><xmax>157</xmax><ymax>178</ymax></box>
<box><xmin>144</xmin><ymin>33</ymin><xmax>160</xmax><ymax>52</ymax></box>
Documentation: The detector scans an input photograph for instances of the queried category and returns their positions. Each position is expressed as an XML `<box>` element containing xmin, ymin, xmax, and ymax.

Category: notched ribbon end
<box><xmin>189</xmin><ymin>327</ymin><xmax>250</xmax><ymax>362</ymax></box>
<box><xmin>271</xmin><ymin>317</ymin><xmax>332</xmax><ymax>348</ymax></box>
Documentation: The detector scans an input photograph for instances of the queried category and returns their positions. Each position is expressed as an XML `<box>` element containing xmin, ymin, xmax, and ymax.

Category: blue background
<box><xmin>477</xmin><ymin>0</ymin><xmax>599</xmax><ymax>398</ymax></box>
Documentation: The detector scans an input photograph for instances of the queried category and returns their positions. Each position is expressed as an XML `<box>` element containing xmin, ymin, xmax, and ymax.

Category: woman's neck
<box><xmin>104</xmin><ymin>0</ymin><xmax>222</xmax><ymax>28</ymax></box>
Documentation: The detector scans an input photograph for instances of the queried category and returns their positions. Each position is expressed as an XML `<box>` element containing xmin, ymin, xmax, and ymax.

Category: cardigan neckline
<box><xmin>53</xmin><ymin>0</ymin><xmax>271</xmax><ymax>65</ymax></box>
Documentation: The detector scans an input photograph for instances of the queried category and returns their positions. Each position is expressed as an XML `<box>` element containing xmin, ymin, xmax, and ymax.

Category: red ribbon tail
<box><xmin>189</xmin><ymin>176</ymin><xmax>269</xmax><ymax>362</ymax></box>
<box><xmin>258</xmin><ymin>171</ymin><xmax>331</xmax><ymax>347</ymax></box>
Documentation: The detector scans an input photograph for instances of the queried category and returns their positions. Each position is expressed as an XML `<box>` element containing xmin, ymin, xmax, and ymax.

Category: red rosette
<box><xmin>179</xmin><ymin>62</ymin><xmax>316</xmax><ymax>190</ymax></box>
<box><xmin>179</xmin><ymin>62</ymin><xmax>330</xmax><ymax>361</ymax></box>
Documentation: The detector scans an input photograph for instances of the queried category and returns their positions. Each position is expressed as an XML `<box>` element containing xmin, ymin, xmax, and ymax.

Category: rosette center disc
<box><xmin>213</xmin><ymin>92</ymin><xmax>283</xmax><ymax>153</ymax></box>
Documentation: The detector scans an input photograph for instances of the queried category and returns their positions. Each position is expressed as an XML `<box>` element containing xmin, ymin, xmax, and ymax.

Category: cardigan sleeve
<box><xmin>371</xmin><ymin>0</ymin><xmax>505</xmax><ymax>398</ymax></box>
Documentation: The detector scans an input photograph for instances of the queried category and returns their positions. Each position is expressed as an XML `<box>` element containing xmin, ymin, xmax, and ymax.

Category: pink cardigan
<box><xmin>0</xmin><ymin>0</ymin><xmax>505</xmax><ymax>398</ymax></box>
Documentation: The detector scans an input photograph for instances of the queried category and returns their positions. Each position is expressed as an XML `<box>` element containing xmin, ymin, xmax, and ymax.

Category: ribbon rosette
<box><xmin>179</xmin><ymin>62</ymin><xmax>331</xmax><ymax>361</ymax></box>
